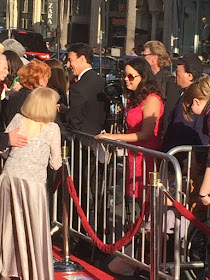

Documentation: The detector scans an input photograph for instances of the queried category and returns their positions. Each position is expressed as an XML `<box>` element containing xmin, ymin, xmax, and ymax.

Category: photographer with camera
<box><xmin>95</xmin><ymin>57</ymin><xmax>164</xmax><ymax>201</ymax></box>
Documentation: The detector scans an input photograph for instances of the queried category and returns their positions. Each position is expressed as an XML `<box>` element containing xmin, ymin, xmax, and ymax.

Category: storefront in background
<box><xmin>177</xmin><ymin>0</ymin><xmax>210</xmax><ymax>58</ymax></box>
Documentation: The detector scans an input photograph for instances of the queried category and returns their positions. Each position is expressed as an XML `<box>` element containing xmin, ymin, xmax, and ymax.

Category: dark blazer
<box><xmin>162</xmin><ymin>76</ymin><xmax>180</xmax><ymax>132</ymax></box>
<box><xmin>4</xmin><ymin>87</ymin><xmax>31</xmax><ymax>126</ymax></box>
<box><xmin>162</xmin><ymin>95</ymin><xmax>208</xmax><ymax>167</ymax></box>
<box><xmin>67</xmin><ymin>69</ymin><xmax>106</xmax><ymax>135</ymax></box>
<box><xmin>155</xmin><ymin>67</ymin><xmax>173</xmax><ymax>100</ymax></box>
<box><xmin>0</xmin><ymin>132</ymin><xmax>9</xmax><ymax>151</ymax></box>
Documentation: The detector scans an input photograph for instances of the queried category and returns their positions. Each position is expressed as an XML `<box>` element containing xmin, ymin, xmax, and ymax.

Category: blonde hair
<box><xmin>21</xmin><ymin>87</ymin><xmax>59</xmax><ymax>123</ymax></box>
<box><xmin>144</xmin><ymin>40</ymin><xmax>170</xmax><ymax>68</ymax></box>
<box><xmin>198</xmin><ymin>74</ymin><xmax>210</xmax><ymax>96</ymax></box>
<box><xmin>0</xmin><ymin>43</ymin><xmax>4</xmax><ymax>54</ymax></box>
<box><xmin>183</xmin><ymin>75</ymin><xmax>210</xmax><ymax>121</ymax></box>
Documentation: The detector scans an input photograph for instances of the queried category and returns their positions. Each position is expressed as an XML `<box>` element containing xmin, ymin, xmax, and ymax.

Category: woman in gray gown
<box><xmin>0</xmin><ymin>87</ymin><xmax>62</xmax><ymax>280</ymax></box>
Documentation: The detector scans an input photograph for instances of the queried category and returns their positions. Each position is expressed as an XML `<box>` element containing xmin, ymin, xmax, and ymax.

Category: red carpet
<box><xmin>53</xmin><ymin>245</ymin><xmax>117</xmax><ymax>280</ymax></box>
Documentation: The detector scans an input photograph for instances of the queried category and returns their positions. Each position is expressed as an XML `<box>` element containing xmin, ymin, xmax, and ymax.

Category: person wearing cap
<box><xmin>2</xmin><ymin>38</ymin><xmax>29</xmax><ymax>65</ymax></box>
<box><xmin>162</xmin><ymin>53</ymin><xmax>208</xmax><ymax>168</ymax></box>
<box><xmin>0</xmin><ymin>54</ymin><xmax>28</xmax><ymax>150</ymax></box>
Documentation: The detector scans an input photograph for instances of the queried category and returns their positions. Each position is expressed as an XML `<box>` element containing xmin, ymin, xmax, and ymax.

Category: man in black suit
<box><xmin>66</xmin><ymin>43</ymin><xmax>106</xmax><ymax>233</ymax></box>
<box><xmin>66</xmin><ymin>43</ymin><xmax>106</xmax><ymax>135</ymax></box>
<box><xmin>0</xmin><ymin>54</ymin><xmax>27</xmax><ymax>150</ymax></box>
<box><xmin>162</xmin><ymin>53</ymin><xmax>208</xmax><ymax>168</ymax></box>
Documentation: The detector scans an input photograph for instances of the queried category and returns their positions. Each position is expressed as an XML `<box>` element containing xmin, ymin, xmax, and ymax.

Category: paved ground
<box><xmin>52</xmin><ymin>227</ymin><xmax>150</xmax><ymax>280</ymax></box>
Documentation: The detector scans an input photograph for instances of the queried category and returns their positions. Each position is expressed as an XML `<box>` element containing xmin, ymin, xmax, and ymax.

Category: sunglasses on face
<box><xmin>121</xmin><ymin>72</ymin><xmax>140</xmax><ymax>81</ymax></box>
<box><xmin>141</xmin><ymin>53</ymin><xmax>153</xmax><ymax>57</ymax></box>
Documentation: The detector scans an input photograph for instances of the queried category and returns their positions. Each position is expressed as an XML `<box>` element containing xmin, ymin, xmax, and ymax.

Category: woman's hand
<box><xmin>200</xmin><ymin>195</ymin><xmax>210</xmax><ymax>206</ymax></box>
<box><xmin>95</xmin><ymin>133</ymin><xmax>117</xmax><ymax>140</ymax></box>
<box><xmin>199</xmin><ymin>167</ymin><xmax>210</xmax><ymax>205</ymax></box>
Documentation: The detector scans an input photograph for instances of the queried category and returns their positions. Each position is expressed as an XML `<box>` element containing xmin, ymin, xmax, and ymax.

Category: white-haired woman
<box><xmin>0</xmin><ymin>87</ymin><xmax>62</xmax><ymax>280</ymax></box>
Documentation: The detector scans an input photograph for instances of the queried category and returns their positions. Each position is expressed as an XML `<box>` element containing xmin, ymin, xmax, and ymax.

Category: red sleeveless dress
<box><xmin>125</xmin><ymin>93</ymin><xmax>164</xmax><ymax>198</ymax></box>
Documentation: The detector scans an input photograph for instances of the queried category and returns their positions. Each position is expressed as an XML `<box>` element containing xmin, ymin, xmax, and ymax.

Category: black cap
<box><xmin>176</xmin><ymin>53</ymin><xmax>203</xmax><ymax>74</ymax></box>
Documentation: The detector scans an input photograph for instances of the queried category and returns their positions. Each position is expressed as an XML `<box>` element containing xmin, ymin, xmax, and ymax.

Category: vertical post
<box><xmin>163</xmin><ymin>0</ymin><xmax>173</xmax><ymax>54</ymax></box>
<box><xmin>149</xmin><ymin>172</ymin><xmax>159</xmax><ymax>280</ymax></box>
<box><xmin>61</xmin><ymin>143</ymin><xmax>70</xmax><ymax>262</ymax></box>
<box><xmin>54</xmin><ymin>141</ymin><xmax>83</xmax><ymax>272</ymax></box>
<box><xmin>207</xmin><ymin>206</ymin><xmax>210</xmax><ymax>278</ymax></box>
<box><xmin>151</xmin><ymin>11</ymin><xmax>159</xmax><ymax>40</ymax></box>
<box><xmin>56</xmin><ymin>0</ymin><xmax>61</xmax><ymax>61</ymax></box>
<box><xmin>193</xmin><ymin>0</ymin><xmax>200</xmax><ymax>53</ymax></box>
<box><xmin>125</xmin><ymin>0</ymin><xmax>137</xmax><ymax>55</ymax></box>
<box><xmin>179</xmin><ymin>2</ymin><xmax>185</xmax><ymax>55</ymax></box>
<box><xmin>99</xmin><ymin>30</ymin><xmax>103</xmax><ymax>76</ymax></box>
<box><xmin>6</xmin><ymin>0</ymin><xmax>11</xmax><ymax>37</ymax></box>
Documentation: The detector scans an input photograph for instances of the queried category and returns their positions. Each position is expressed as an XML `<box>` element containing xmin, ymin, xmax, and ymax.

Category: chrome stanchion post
<box><xmin>54</xmin><ymin>141</ymin><xmax>83</xmax><ymax>272</ymax></box>
<box><xmin>149</xmin><ymin>172</ymin><xmax>159</xmax><ymax>280</ymax></box>
<box><xmin>62</xmin><ymin>144</ymin><xmax>70</xmax><ymax>263</ymax></box>
<box><xmin>207</xmin><ymin>205</ymin><xmax>210</xmax><ymax>278</ymax></box>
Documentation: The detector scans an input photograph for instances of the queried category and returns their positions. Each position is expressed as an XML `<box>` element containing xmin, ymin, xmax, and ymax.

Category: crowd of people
<box><xmin>0</xmin><ymin>37</ymin><xmax>209</xmax><ymax>279</ymax></box>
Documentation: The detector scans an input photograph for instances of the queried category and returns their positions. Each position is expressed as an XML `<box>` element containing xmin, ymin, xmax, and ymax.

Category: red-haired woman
<box><xmin>3</xmin><ymin>59</ymin><xmax>51</xmax><ymax>126</ymax></box>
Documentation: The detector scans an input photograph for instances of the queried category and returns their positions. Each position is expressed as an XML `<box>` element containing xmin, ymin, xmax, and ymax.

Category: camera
<box><xmin>104</xmin><ymin>80</ymin><xmax>123</xmax><ymax>103</ymax></box>
<box><xmin>104</xmin><ymin>80</ymin><xmax>124</xmax><ymax>132</ymax></box>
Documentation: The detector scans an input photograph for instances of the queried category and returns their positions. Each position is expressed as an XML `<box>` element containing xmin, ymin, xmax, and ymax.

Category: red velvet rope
<box><xmin>173</xmin><ymin>200</ymin><xmax>210</xmax><ymax>236</ymax></box>
<box><xmin>53</xmin><ymin>167</ymin><xmax>62</xmax><ymax>194</ymax></box>
<box><xmin>53</xmin><ymin>170</ymin><xmax>210</xmax><ymax>242</ymax></box>
<box><xmin>67</xmin><ymin>176</ymin><xmax>149</xmax><ymax>253</ymax></box>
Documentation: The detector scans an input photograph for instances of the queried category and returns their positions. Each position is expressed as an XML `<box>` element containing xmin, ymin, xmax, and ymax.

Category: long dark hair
<box><xmin>124</xmin><ymin>57</ymin><xmax>162</xmax><ymax>106</ymax></box>
<box><xmin>45</xmin><ymin>59</ymin><xmax>67</xmax><ymax>105</ymax></box>
<box><xmin>4</xmin><ymin>50</ymin><xmax>23</xmax><ymax>87</ymax></box>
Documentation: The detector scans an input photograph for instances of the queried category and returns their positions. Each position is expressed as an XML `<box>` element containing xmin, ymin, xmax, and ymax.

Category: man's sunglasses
<box><xmin>121</xmin><ymin>72</ymin><xmax>140</xmax><ymax>81</ymax></box>
<box><xmin>140</xmin><ymin>53</ymin><xmax>153</xmax><ymax>57</ymax></box>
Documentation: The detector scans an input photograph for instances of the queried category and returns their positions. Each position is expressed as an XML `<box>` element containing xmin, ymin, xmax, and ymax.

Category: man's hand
<box><xmin>11</xmin><ymin>81</ymin><xmax>22</xmax><ymax>92</ymax></box>
<box><xmin>9</xmin><ymin>128</ymin><xmax>28</xmax><ymax>147</ymax></box>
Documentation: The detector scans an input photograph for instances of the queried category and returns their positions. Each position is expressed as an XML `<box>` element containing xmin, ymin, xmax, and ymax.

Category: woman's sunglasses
<box><xmin>121</xmin><ymin>72</ymin><xmax>140</xmax><ymax>81</ymax></box>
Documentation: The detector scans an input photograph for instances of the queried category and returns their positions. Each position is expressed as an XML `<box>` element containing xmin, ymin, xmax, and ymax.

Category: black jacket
<box><xmin>4</xmin><ymin>87</ymin><xmax>31</xmax><ymax>126</ymax></box>
<box><xmin>162</xmin><ymin>76</ymin><xmax>180</xmax><ymax>132</ymax></box>
<box><xmin>0</xmin><ymin>132</ymin><xmax>9</xmax><ymax>151</ymax></box>
<box><xmin>155</xmin><ymin>67</ymin><xmax>172</xmax><ymax>100</ymax></box>
<box><xmin>67</xmin><ymin>69</ymin><xmax>106</xmax><ymax>136</ymax></box>
<box><xmin>162</xmin><ymin>96</ymin><xmax>208</xmax><ymax>167</ymax></box>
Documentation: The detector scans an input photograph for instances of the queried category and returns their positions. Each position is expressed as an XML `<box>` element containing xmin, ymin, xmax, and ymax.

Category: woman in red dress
<box><xmin>96</xmin><ymin>57</ymin><xmax>164</xmax><ymax>199</ymax></box>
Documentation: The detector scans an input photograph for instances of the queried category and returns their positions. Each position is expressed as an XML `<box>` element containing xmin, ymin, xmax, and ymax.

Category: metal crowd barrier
<box><xmin>51</xmin><ymin>131</ymin><xmax>209</xmax><ymax>280</ymax></box>
<box><xmin>167</xmin><ymin>145</ymin><xmax>210</xmax><ymax>280</ymax></box>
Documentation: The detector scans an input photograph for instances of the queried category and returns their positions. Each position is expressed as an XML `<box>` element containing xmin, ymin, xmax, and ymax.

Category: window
<box><xmin>179</xmin><ymin>0</ymin><xmax>210</xmax><ymax>57</ymax></box>
<box><xmin>72</xmin><ymin>0</ymin><xmax>91</xmax><ymax>16</ymax></box>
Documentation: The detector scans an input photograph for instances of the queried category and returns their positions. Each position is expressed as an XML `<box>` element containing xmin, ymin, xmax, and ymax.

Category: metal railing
<box><xmin>51</xmin><ymin>131</ymin><xmax>209</xmax><ymax>280</ymax></box>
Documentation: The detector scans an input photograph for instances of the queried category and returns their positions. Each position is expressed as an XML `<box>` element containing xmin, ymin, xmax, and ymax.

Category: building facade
<box><xmin>0</xmin><ymin>0</ymin><xmax>209</xmax><ymax>58</ymax></box>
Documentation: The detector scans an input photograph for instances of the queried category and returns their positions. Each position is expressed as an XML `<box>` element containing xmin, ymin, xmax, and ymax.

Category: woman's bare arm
<box><xmin>95</xmin><ymin>95</ymin><xmax>161</xmax><ymax>142</ymax></box>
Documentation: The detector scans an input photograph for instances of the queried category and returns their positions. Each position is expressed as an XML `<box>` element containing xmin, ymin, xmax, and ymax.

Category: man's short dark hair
<box><xmin>177</xmin><ymin>53</ymin><xmax>203</xmax><ymax>81</ymax></box>
<box><xmin>67</xmin><ymin>43</ymin><xmax>93</xmax><ymax>64</ymax></box>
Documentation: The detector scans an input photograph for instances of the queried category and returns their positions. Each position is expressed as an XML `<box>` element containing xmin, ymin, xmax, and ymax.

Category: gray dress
<box><xmin>0</xmin><ymin>114</ymin><xmax>62</xmax><ymax>280</ymax></box>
